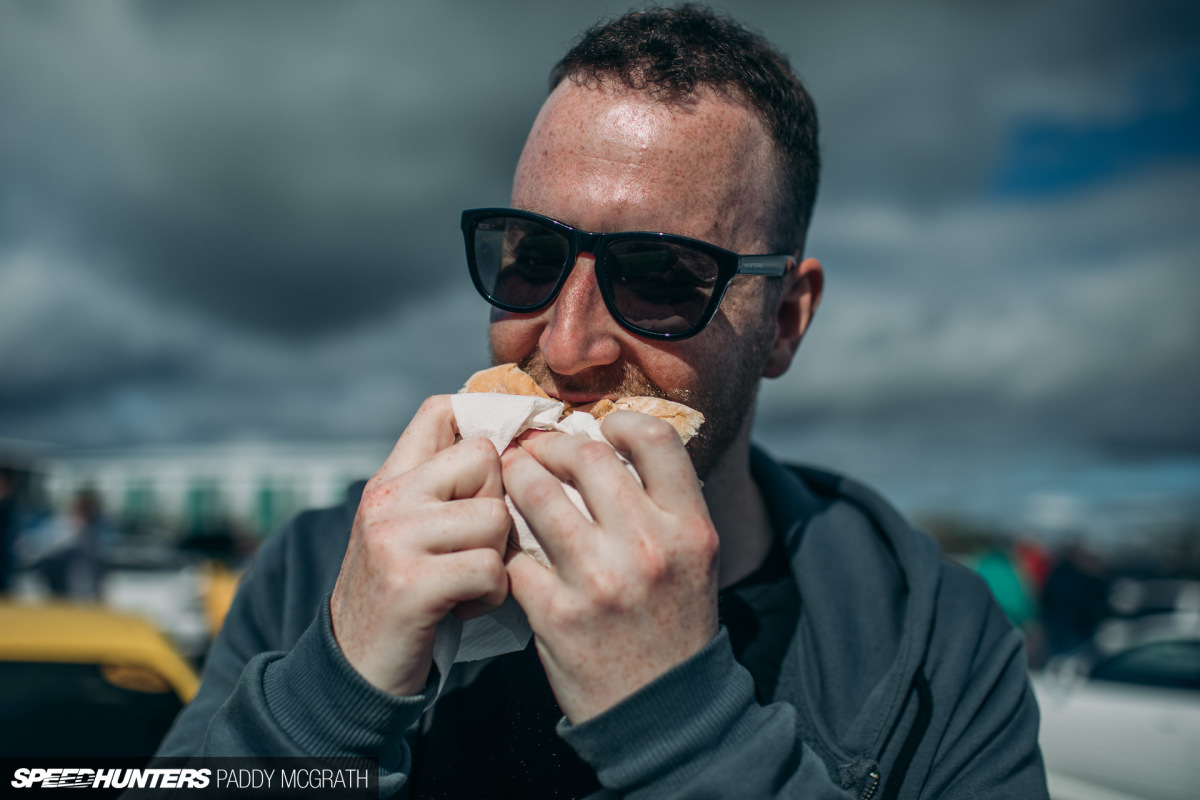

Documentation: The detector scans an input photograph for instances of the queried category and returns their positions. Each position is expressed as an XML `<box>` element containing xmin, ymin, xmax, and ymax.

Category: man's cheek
<box><xmin>489</xmin><ymin>314</ymin><xmax>542</xmax><ymax>365</ymax></box>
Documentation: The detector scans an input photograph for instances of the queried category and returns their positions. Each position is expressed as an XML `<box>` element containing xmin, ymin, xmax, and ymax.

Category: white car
<box><xmin>1033</xmin><ymin>612</ymin><xmax>1200</xmax><ymax>800</ymax></box>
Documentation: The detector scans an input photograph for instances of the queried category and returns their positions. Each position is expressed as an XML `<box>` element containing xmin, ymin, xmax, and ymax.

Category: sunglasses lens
<box><xmin>603</xmin><ymin>240</ymin><xmax>719</xmax><ymax>334</ymax></box>
<box><xmin>472</xmin><ymin>215</ymin><xmax>570</xmax><ymax>308</ymax></box>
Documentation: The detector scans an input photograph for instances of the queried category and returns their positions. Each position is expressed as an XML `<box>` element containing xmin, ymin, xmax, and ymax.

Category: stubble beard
<box><xmin>493</xmin><ymin>341</ymin><xmax>767</xmax><ymax>482</ymax></box>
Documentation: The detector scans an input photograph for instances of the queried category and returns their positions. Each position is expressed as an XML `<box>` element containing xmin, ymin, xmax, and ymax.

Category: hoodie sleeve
<box><xmin>557</xmin><ymin>574</ymin><xmax>1048</xmax><ymax>799</ymax></box>
<box><xmin>558</xmin><ymin>629</ymin><xmax>865</xmax><ymax>799</ymax></box>
<box><xmin>155</xmin><ymin>518</ymin><xmax>435</xmax><ymax>799</ymax></box>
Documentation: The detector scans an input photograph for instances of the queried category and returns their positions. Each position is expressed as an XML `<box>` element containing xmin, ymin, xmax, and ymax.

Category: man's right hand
<box><xmin>329</xmin><ymin>395</ymin><xmax>512</xmax><ymax>695</ymax></box>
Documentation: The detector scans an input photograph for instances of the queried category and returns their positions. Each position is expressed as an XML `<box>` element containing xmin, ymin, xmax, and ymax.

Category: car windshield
<box><xmin>1090</xmin><ymin>640</ymin><xmax>1200</xmax><ymax>691</ymax></box>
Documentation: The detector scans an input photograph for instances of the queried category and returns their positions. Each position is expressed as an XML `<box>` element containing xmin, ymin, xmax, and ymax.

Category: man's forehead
<box><xmin>512</xmin><ymin>81</ymin><xmax>777</xmax><ymax>250</ymax></box>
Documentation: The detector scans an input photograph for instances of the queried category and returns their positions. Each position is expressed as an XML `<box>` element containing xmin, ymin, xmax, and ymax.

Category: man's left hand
<box><xmin>502</xmin><ymin>411</ymin><xmax>720</xmax><ymax>723</ymax></box>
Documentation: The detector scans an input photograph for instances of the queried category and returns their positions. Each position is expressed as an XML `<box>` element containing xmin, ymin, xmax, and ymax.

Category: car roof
<box><xmin>0</xmin><ymin>602</ymin><xmax>199</xmax><ymax>702</ymax></box>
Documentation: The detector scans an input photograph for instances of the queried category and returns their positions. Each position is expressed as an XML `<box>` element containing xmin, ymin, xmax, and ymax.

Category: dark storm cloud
<box><xmin>0</xmin><ymin>0</ymin><xmax>1197</xmax><ymax>479</ymax></box>
<box><xmin>760</xmin><ymin>178</ymin><xmax>1200</xmax><ymax>478</ymax></box>
<box><xmin>0</xmin><ymin>245</ymin><xmax>489</xmax><ymax>445</ymax></box>
<box><xmin>782</xmin><ymin>0</ymin><xmax>1200</xmax><ymax>208</ymax></box>
<box><xmin>0</xmin><ymin>0</ymin><xmax>558</xmax><ymax>333</ymax></box>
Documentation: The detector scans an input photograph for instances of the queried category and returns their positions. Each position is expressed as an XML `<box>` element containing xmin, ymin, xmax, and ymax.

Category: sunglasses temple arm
<box><xmin>735</xmin><ymin>255</ymin><xmax>794</xmax><ymax>276</ymax></box>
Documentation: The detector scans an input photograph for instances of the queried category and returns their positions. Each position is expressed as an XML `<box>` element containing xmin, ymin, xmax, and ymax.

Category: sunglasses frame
<box><xmin>462</xmin><ymin>207</ymin><xmax>794</xmax><ymax>341</ymax></box>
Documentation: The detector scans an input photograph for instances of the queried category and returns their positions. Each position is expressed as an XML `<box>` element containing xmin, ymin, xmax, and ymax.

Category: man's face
<box><xmin>488</xmin><ymin>80</ymin><xmax>786</xmax><ymax>479</ymax></box>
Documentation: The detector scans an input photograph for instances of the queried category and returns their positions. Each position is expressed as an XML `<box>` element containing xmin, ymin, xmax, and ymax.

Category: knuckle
<box><xmin>544</xmin><ymin>595</ymin><xmax>584</xmax><ymax>630</ymax></box>
<box><xmin>356</xmin><ymin>489</ymin><xmax>403</xmax><ymax>532</ymax></box>
<box><xmin>638</xmin><ymin>544</ymin><xmax>672</xmax><ymax>583</ymax></box>
<box><xmin>479</xmin><ymin>497</ymin><xmax>510</xmax><ymax>528</ymax></box>
<box><xmin>363</xmin><ymin>466</ymin><xmax>397</xmax><ymax>497</ymax></box>
<box><xmin>417</xmin><ymin>394</ymin><xmax>450</xmax><ymax>416</ymax></box>
<box><xmin>522</xmin><ymin>477</ymin><xmax>560</xmax><ymax>511</ymax></box>
<box><xmin>583</xmin><ymin>570</ymin><xmax>625</xmax><ymax>610</ymax></box>
<box><xmin>382</xmin><ymin>560</ymin><xmax>419</xmax><ymax>596</ymax></box>
<box><xmin>640</xmin><ymin>417</ymin><xmax>677</xmax><ymax>447</ymax></box>
<box><xmin>466</xmin><ymin>435</ymin><xmax>502</xmax><ymax>463</ymax></box>
<box><xmin>464</xmin><ymin>548</ymin><xmax>505</xmax><ymax>586</ymax></box>
<box><xmin>360</xmin><ymin>522</ymin><xmax>398</xmax><ymax>560</ymax></box>
<box><xmin>360</xmin><ymin>478</ymin><xmax>386</xmax><ymax>504</ymax></box>
<box><xmin>482</xmin><ymin>551</ymin><xmax>507</xmax><ymax>585</ymax></box>
<box><xmin>576</xmin><ymin>440</ymin><xmax>614</xmax><ymax>468</ymax></box>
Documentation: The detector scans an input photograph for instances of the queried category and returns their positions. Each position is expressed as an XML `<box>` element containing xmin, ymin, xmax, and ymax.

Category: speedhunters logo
<box><xmin>12</xmin><ymin>768</ymin><xmax>211</xmax><ymax>789</ymax></box>
<box><xmin>3</xmin><ymin>759</ymin><xmax>376</xmax><ymax>797</ymax></box>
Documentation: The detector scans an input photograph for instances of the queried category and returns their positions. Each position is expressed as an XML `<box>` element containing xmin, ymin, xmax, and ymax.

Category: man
<box><xmin>159</xmin><ymin>7</ymin><xmax>1048</xmax><ymax>798</ymax></box>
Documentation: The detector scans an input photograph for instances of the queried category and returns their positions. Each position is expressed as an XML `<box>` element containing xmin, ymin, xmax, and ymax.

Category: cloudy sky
<box><xmin>1</xmin><ymin>0</ymin><xmax>1197</xmax><ymax>529</ymax></box>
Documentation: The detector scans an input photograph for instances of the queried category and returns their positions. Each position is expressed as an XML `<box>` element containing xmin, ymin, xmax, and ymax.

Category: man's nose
<box><xmin>537</xmin><ymin>253</ymin><xmax>622</xmax><ymax>375</ymax></box>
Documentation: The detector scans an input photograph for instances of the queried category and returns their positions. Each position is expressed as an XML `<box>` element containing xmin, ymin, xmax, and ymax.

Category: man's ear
<box><xmin>763</xmin><ymin>257</ymin><xmax>823</xmax><ymax>378</ymax></box>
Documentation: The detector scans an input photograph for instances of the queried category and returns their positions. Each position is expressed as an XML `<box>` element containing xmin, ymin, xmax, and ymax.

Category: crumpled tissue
<box><xmin>430</xmin><ymin>392</ymin><xmax>636</xmax><ymax>692</ymax></box>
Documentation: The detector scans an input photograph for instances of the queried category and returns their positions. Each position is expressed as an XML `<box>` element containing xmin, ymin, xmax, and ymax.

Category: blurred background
<box><xmin>0</xmin><ymin>0</ymin><xmax>1198</xmax><ymax>793</ymax></box>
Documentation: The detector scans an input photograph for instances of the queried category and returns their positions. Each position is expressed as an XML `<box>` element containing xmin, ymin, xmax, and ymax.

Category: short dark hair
<box><xmin>550</xmin><ymin>4</ymin><xmax>820</xmax><ymax>255</ymax></box>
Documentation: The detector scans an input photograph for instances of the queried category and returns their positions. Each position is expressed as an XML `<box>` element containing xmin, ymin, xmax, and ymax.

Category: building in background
<box><xmin>28</xmin><ymin>440</ymin><xmax>387</xmax><ymax>542</ymax></box>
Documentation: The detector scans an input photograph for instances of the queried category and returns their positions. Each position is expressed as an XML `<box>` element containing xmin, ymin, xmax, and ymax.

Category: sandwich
<box><xmin>460</xmin><ymin>363</ymin><xmax>704</xmax><ymax>444</ymax></box>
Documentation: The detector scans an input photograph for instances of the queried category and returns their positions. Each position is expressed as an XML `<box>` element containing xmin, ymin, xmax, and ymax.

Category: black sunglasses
<box><xmin>462</xmin><ymin>208</ymin><xmax>794</xmax><ymax>340</ymax></box>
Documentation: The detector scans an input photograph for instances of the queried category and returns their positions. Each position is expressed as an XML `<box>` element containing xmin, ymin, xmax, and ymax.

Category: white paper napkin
<box><xmin>427</xmin><ymin>393</ymin><xmax>646</xmax><ymax>692</ymax></box>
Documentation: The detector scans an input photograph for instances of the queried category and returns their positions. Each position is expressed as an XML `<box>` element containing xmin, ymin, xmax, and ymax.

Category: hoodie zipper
<box><xmin>860</xmin><ymin>771</ymin><xmax>880</xmax><ymax>800</ymax></box>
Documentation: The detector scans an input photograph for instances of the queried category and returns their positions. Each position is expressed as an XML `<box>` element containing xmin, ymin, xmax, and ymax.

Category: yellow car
<box><xmin>0</xmin><ymin>602</ymin><xmax>198</xmax><ymax>757</ymax></box>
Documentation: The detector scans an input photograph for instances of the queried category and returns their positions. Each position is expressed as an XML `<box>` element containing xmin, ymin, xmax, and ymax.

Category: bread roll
<box><xmin>461</xmin><ymin>363</ymin><xmax>550</xmax><ymax>398</ymax></box>
<box><xmin>460</xmin><ymin>364</ymin><xmax>704</xmax><ymax>444</ymax></box>
<box><xmin>612</xmin><ymin>396</ymin><xmax>704</xmax><ymax>444</ymax></box>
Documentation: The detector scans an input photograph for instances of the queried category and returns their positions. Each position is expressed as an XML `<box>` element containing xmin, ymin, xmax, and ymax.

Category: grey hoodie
<box><xmin>158</xmin><ymin>446</ymin><xmax>1048</xmax><ymax>799</ymax></box>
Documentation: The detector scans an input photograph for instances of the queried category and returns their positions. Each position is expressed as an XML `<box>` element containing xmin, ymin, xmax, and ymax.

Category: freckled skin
<box><xmin>493</xmin><ymin>82</ymin><xmax>821</xmax><ymax>481</ymax></box>
<box><xmin>331</xmin><ymin>398</ymin><xmax>513</xmax><ymax>695</ymax></box>
<box><xmin>511</xmin><ymin>84</ymin><xmax>776</xmax><ymax>251</ymax></box>
<box><xmin>328</xmin><ymin>81</ymin><xmax>822</xmax><ymax>717</ymax></box>
<box><xmin>499</xmin><ymin>84</ymin><xmax>779</xmax><ymax>399</ymax></box>
<box><xmin>494</xmin><ymin>80</ymin><xmax>824</xmax><ymax>722</ymax></box>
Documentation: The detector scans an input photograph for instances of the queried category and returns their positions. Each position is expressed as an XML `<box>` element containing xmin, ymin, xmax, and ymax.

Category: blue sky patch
<box><xmin>990</xmin><ymin>59</ymin><xmax>1200</xmax><ymax>197</ymax></box>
